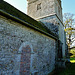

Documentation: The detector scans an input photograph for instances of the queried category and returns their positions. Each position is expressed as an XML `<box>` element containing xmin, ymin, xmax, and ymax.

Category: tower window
<box><xmin>37</xmin><ymin>3</ymin><xmax>41</xmax><ymax>10</ymax></box>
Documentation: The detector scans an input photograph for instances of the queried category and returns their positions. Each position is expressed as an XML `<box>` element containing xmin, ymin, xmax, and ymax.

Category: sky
<box><xmin>61</xmin><ymin>0</ymin><xmax>75</xmax><ymax>14</ymax></box>
<box><xmin>4</xmin><ymin>0</ymin><xmax>75</xmax><ymax>15</ymax></box>
<box><xmin>4</xmin><ymin>0</ymin><xmax>27</xmax><ymax>13</ymax></box>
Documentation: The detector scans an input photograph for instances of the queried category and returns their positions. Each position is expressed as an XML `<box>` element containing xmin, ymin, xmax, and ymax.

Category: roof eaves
<box><xmin>0</xmin><ymin>9</ymin><xmax>58</xmax><ymax>40</ymax></box>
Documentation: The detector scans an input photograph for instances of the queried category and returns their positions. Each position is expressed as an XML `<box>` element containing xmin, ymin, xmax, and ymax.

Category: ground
<box><xmin>54</xmin><ymin>63</ymin><xmax>75</xmax><ymax>75</ymax></box>
<box><xmin>70</xmin><ymin>49</ymin><xmax>75</xmax><ymax>63</ymax></box>
<box><xmin>52</xmin><ymin>49</ymin><xmax>75</xmax><ymax>75</ymax></box>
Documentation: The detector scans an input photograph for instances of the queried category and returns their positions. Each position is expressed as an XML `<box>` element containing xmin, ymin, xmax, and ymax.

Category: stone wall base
<box><xmin>56</xmin><ymin>59</ymin><xmax>66</xmax><ymax>68</ymax></box>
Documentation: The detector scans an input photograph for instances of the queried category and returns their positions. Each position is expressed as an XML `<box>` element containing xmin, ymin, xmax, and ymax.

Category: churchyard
<box><xmin>52</xmin><ymin>49</ymin><xmax>75</xmax><ymax>75</ymax></box>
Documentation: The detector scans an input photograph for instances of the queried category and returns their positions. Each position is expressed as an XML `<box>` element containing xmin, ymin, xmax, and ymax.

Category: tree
<box><xmin>63</xmin><ymin>13</ymin><xmax>75</xmax><ymax>52</ymax></box>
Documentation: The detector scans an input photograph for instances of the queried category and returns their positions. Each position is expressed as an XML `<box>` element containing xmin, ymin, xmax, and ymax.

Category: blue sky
<box><xmin>4</xmin><ymin>0</ymin><xmax>27</xmax><ymax>13</ymax></box>
<box><xmin>4</xmin><ymin>0</ymin><xmax>75</xmax><ymax>15</ymax></box>
<box><xmin>61</xmin><ymin>0</ymin><xmax>75</xmax><ymax>14</ymax></box>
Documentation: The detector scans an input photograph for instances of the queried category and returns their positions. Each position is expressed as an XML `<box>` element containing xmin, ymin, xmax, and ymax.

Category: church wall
<box><xmin>56</xmin><ymin>17</ymin><xmax>66</xmax><ymax>58</ymax></box>
<box><xmin>0</xmin><ymin>15</ymin><xmax>56</xmax><ymax>75</ymax></box>
<box><xmin>59</xmin><ymin>22</ymin><xmax>65</xmax><ymax>58</ymax></box>
<box><xmin>39</xmin><ymin>13</ymin><xmax>66</xmax><ymax>65</ymax></box>
<box><xmin>39</xmin><ymin>14</ymin><xmax>66</xmax><ymax>59</ymax></box>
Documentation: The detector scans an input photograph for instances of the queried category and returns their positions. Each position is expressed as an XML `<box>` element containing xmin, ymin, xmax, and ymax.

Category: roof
<box><xmin>0</xmin><ymin>1</ymin><xmax>58</xmax><ymax>40</ymax></box>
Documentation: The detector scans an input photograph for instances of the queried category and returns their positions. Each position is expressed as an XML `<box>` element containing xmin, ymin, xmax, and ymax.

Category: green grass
<box><xmin>53</xmin><ymin>63</ymin><xmax>75</xmax><ymax>75</ymax></box>
<box><xmin>59</xmin><ymin>63</ymin><xmax>75</xmax><ymax>75</ymax></box>
<box><xmin>70</xmin><ymin>49</ymin><xmax>75</xmax><ymax>63</ymax></box>
<box><xmin>52</xmin><ymin>49</ymin><xmax>75</xmax><ymax>75</ymax></box>
<box><xmin>70</xmin><ymin>58</ymin><xmax>75</xmax><ymax>60</ymax></box>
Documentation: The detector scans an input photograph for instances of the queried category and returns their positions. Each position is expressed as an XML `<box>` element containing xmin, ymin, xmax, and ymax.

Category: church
<box><xmin>0</xmin><ymin>0</ymin><xmax>67</xmax><ymax>75</ymax></box>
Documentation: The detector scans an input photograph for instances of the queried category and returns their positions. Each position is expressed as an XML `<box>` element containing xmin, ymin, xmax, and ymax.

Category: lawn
<box><xmin>70</xmin><ymin>49</ymin><xmax>75</xmax><ymax>63</ymax></box>
<box><xmin>54</xmin><ymin>63</ymin><xmax>75</xmax><ymax>75</ymax></box>
<box><xmin>52</xmin><ymin>49</ymin><xmax>75</xmax><ymax>75</ymax></box>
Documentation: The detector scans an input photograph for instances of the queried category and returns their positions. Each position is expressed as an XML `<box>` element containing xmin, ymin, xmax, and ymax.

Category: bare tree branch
<box><xmin>63</xmin><ymin>13</ymin><xmax>75</xmax><ymax>52</ymax></box>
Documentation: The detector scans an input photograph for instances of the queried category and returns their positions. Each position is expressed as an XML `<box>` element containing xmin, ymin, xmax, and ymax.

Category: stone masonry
<box><xmin>27</xmin><ymin>0</ymin><xmax>66</xmax><ymax>62</ymax></box>
<box><xmin>0</xmin><ymin>15</ymin><xmax>56</xmax><ymax>75</ymax></box>
<box><xmin>0</xmin><ymin>0</ymin><xmax>66</xmax><ymax>75</ymax></box>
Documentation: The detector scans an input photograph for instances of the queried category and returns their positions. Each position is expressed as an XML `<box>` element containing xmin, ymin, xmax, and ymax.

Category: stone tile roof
<box><xmin>0</xmin><ymin>1</ymin><xmax>58</xmax><ymax>40</ymax></box>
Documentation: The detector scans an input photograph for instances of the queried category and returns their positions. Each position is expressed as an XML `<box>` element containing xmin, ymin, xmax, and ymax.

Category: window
<box><xmin>37</xmin><ymin>3</ymin><xmax>41</xmax><ymax>10</ymax></box>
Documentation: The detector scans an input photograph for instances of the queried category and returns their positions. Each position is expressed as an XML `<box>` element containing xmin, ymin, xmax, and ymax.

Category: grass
<box><xmin>52</xmin><ymin>49</ymin><xmax>75</xmax><ymax>75</ymax></box>
<box><xmin>55</xmin><ymin>63</ymin><xmax>75</xmax><ymax>75</ymax></box>
<box><xmin>70</xmin><ymin>49</ymin><xmax>75</xmax><ymax>63</ymax></box>
<box><xmin>53</xmin><ymin>63</ymin><xmax>75</xmax><ymax>75</ymax></box>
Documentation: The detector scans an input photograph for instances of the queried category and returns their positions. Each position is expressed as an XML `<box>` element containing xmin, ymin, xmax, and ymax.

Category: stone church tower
<box><xmin>27</xmin><ymin>0</ymin><xmax>66</xmax><ymax>67</ymax></box>
<box><xmin>27</xmin><ymin>0</ymin><xmax>62</xmax><ymax>21</ymax></box>
<box><xmin>27</xmin><ymin>0</ymin><xmax>63</xmax><ymax>34</ymax></box>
